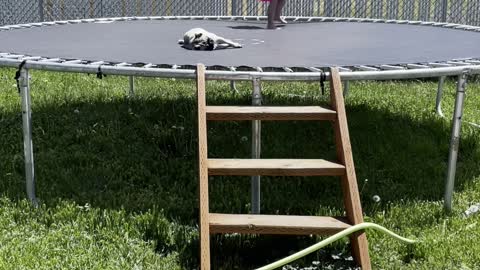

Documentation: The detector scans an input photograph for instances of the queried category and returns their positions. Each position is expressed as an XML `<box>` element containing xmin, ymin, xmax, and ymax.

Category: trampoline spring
<box><xmin>21</xmin><ymin>56</ymin><xmax>42</xmax><ymax>61</ymax></box>
<box><xmin>429</xmin><ymin>62</ymin><xmax>454</xmax><ymax>68</ymax></box>
<box><xmin>64</xmin><ymin>59</ymin><xmax>83</xmax><ymax>64</ymax></box>
<box><xmin>3</xmin><ymin>54</ymin><xmax>25</xmax><ymax>59</ymax></box>
<box><xmin>39</xmin><ymin>58</ymin><xmax>61</xmax><ymax>63</ymax></box>
<box><xmin>115</xmin><ymin>62</ymin><xmax>130</xmax><ymax>67</ymax></box>
<box><xmin>357</xmin><ymin>65</ymin><xmax>379</xmax><ymax>71</ymax></box>
<box><xmin>307</xmin><ymin>67</ymin><xmax>321</xmax><ymax>73</ymax></box>
<box><xmin>407</xmin><ymin>64</ymin><xmax>430</xmax><ymax>69</ymax></box>
<box><xmin>380</xmin><ymin>65</ymin><xmax>405</xmax><ymax>71</ymax></box>
<box><xmin>90</xmin><ymin>61</ymin><xmax>105</xmax><ymax>65</ymax></box>
<box><xmin>447</xmin><ymin>61</ymin><xmax>472</xmax><ymax>66</ymax></box>
<box><xmin>465</xmin><ymin>60</ymin><xmax>480</xmax><ymax>64</ymax></box>
<box><xmin>338</xmin><ymin>67</ymin><xmax>352</xmax><ymax>72</ymax></box>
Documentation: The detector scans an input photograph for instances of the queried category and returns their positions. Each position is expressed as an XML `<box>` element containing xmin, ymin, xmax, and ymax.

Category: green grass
<box><xmin>0</xmin><ymin>68</ymin><xmax>479</xmax><ymax>269</ymax></box>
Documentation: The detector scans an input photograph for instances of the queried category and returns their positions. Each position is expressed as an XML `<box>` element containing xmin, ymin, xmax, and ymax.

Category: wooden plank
<box><xmin>329</xmin><ymin>67</ymin><xmax>371</xmax><ymax>269</ymax></box>
<box><xmin>209</xmin><ymin>213</ymin><xmax>351</xmax><ymax>235</ymax></box>
<box><xmin>196</xmin><ymin>64</ymin><xmax>210</xmax><ymax>270</ymax></box>
<box><xmin>208</xmin><ymin>159</ymin><xmax>345</xmax><ymax>176</ymax></box>
<box><xmin>206</xmin><ymin>106</ymin><xmax>337</xmax><ymax>121</ymax></box>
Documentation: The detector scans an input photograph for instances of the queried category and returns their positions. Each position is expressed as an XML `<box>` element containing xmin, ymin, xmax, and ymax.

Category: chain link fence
<box><xmin>1</xmin><ymin>0</ymin><xmax>480</xmax><ymax>26</ymax></box>
<box><xmin>1</xmin><ymin>0</ymin><xmax>41</xmax><ymax>25</ymax></box>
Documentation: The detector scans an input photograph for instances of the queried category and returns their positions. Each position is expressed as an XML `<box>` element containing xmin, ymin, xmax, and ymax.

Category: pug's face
<box><xmin>189</xmin><ymin>32</ymin><xmax>216</xmax><ymax>51</ymax></box>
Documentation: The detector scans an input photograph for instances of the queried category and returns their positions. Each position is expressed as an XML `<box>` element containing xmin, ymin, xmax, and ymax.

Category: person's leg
<box><xmin>274</xmin><ymin>0</ymin><xmax>287</xmax><ymax>24</ymax></box>
<box><xmin>267</xmin><ymin>0</ymin><xmax>278</xmax><ymax>29</ymax></box>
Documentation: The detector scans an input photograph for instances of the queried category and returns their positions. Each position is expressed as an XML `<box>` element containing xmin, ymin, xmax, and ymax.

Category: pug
<box><xmin>178</xmin><ymin>28</ymin><xmax>242</xmax><ymax>50</ymax></box>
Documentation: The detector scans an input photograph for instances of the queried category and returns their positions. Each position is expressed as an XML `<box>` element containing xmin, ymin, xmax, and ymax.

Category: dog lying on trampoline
<box><xmin>179</xmin><ymin>28</ymin><xmax>242</xmax><ymax>50</ymax></box>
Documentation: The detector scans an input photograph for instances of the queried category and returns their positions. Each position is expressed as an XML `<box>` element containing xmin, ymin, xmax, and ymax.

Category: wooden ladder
<box><xmin>196</xmin><ymin>64</ymin><xmax>371</xmax><ymax>270</ymax></box>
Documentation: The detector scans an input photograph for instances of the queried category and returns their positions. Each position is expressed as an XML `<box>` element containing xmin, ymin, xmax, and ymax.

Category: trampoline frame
<box><xmin>1</xmin><ymin>16</ymin><xmax>480</xmax><ymax>211</ymax></box>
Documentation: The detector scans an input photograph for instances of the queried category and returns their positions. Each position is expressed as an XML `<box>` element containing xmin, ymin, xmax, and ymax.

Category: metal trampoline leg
<box><xmin>343</xmin><ymin>81</ymin><xmax>350</xmax><ymax>97</ymax></box>
<box><xmin>20</xmin><ymin>68</ymin><xmax>38</xmax><ymax>206</ymax></box>
<box><xmin>435</xmin><ymin>76</ymin><xmax>446</xmax><ymax>117</ymax></box>
<box><xmin>229</xmin><ymin>67</ymin><xmax>239</xmax><ymax>94</ymax></box>
<box><xmin>129</xmin><ymin>76</ymin><xmax>135</xmax><ymax>97</ymax></box>
<box><xmin>230</xmin><ymin>80</ymin><xmax>239</xmax><ymax>94</ymax></box>
<box><xmin>251</xmin><ymin>77</ymin><xmax>262</xmax><ymax>214</ymax></box>
<box><xmin>444</xmin><ymin>73</ymin><xmax>467</xmax><ymax>211</ymax></box>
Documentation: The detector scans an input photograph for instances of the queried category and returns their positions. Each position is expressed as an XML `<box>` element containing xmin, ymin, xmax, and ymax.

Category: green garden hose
<box><xmin>256</xmin><ymin>222</ymin><xmax>417</xmax><ymax>270</ymax></box>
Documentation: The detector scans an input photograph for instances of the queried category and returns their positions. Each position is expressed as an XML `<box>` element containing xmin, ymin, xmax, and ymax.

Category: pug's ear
<box><xmin>195</xmin><ymin>33</ymin><xmax>203</xmax><ymax>39</ymax></box>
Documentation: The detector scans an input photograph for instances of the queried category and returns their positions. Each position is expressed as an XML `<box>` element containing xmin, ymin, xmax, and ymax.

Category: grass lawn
<box><xmin>0</xmin><ymin>68</ymin><xmax>479</xmax><ymax>269</ymax></box>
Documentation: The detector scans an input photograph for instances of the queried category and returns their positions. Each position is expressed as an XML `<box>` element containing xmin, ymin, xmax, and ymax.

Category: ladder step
<box><xmin>208</xmin><ymin>159</ymin><xmax>345</xmax><ymax>176</ymax></box>
<box><xmin>209</xmin><ymin>213</ymin><xmax>351</xmax><ymax>235</ymax></box>
<box><xmin>206</xmin><ymin>106</ymin><xmax>336</xmax><ymax>121</ymax></box>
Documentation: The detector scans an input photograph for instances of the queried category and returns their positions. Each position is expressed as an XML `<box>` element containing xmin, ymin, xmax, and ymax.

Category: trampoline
<box><xmin>2</xmin><ymin>17</ymin><xmax>480</xmax><ymax>68</ymax></box>
<box><xmin>1</xmin><ymin>16</ymin><xmax>480</xmax><ymax>211</ymax></box>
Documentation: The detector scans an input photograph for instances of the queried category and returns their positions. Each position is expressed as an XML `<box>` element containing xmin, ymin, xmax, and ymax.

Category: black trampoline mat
<box><xmin>1</xmin><ymin>19</ymin><xmax>480</xmax><ymax>67</ymax></box>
